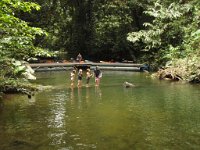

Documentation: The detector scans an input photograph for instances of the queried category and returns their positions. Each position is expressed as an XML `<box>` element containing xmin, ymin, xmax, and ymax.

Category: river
<box><xmin>0</xmin><ymin>71</ymin><xmax>200</xmax><ymax>150</ymax></box>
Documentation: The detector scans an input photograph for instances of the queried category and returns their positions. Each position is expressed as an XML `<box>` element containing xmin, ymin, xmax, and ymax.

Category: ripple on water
<box><xmin>1</xmin><ymin>71</ymin><xmax>200</xmax><ymax>150</ymax></box>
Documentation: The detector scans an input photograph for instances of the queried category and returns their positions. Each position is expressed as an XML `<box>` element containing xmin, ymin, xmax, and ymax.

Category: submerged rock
<box><xmin>37</xmin><ymin>85</ymin><xmax>54</xmax><ymax>91</ymax></box>
<box><xmin>123</xmin><ymin>81</ymin><xmax>135</xmax><ymax>88</ymax></box>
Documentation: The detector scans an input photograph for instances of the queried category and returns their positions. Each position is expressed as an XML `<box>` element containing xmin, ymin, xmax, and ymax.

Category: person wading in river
<box><xmin>93</xmin><ymin>66</ymin><xmax>102</xmax><ymax>86</ymax></box>
<box><xmin>70</xmin><ymin>69</ymin><xmax>76</xmax><ymax>87</ymax></box>
<box><xmin>77</xmin><ymin>69</ymin><xmax>83</xmax><ymax>87</ymax></box>
<box><xmin>86</xmin><ymin>68</ymin><xmax>93</xmax><ymax>87</ymax></box>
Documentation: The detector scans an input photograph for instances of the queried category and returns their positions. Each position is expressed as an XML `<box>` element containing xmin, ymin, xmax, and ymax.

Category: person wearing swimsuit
<box><xmin>77</xmin><ymin>69</ymin><xmax>83</xmax><ymax>87</ymax></box>
<box><xmin>70</xmin><ymin>69</ymin><xmax>76</xmax><ymax>87</ymax></box>
<box><xmin>93</xmin><ymin>66</ymin><xmax>102</xmax><ymax>86</ymax></box>
<box><xmin>86</xmin><ymin>68</ymin><xmax>93</xmax><ymax>87</ymax></box>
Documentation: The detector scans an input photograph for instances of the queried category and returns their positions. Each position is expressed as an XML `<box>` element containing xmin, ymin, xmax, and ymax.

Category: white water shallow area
<box><xmin>0</xmin><ymin>71</ymin><xmax>200</xmax><ymax>150</ymax></box>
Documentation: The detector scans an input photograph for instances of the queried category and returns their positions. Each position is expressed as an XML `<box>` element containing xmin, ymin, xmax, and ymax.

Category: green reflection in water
<box><xmin>0</xmin><ymin>71</ymin><xmax>200</xmax><ymax>150</ymax></box>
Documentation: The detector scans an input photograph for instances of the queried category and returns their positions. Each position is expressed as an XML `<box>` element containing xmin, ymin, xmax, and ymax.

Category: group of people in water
<box><xmin>70</xmin><ymin>66</ymin><xmax>102</xmax><ymax>88</ymax></box>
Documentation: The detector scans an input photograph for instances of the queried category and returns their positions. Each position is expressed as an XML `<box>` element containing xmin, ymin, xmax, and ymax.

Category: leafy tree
<box><xmin>0</xmin><ymin>0</ymin><xmax>48</xmax><ymax>94</ymax></box>
<box><xmin>22</xmin><ymin>0</ymin><xmax>152</xmax><ymax>61</ymax></box>
<box><xmin>128</xmin><ymin>0</ymin><xmax>200</xmax><ymax>82</ymax></box>
<box><xmin>0</xmin><ymin>0</ymin><xmax>47</xmax><ymax>60</ymax></box>
<box><xmin>23</xmin><ymin>0</ymin><xmax>95</xmax><ymax>59</ymax></box>
<box><xmin>127</xmin><ymin>0</ymin><xmax>199</xmax><ymax>67</ymax></box>
<box><xmin>92</xmin><ymin>0</ymin><xmax>152</xmax><ymax>61</ymax></box>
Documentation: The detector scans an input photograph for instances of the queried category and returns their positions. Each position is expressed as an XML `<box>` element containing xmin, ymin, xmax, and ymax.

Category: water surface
<box><xmin>0</xmin><ymin>71</ymin><xmax>200</xmax><ymax>150</ymax></box>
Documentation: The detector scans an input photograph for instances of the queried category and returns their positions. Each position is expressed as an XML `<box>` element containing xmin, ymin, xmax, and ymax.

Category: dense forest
<box><xmin>0</xmin><ymin>0</ymin><xmax>200</xmax><ymax>95</ymax></box>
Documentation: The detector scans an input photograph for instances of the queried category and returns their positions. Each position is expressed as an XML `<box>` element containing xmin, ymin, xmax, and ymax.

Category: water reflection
<box><xmin>70</xmin><ymin>88</ymin><xmax>74</xmax><ymax>100</ymax></box>
<box><xmin>47</xmin><ymin>91</ymin><xmax>67</xmax><ymax>146</ymax></box>
<box><xmin>78</xmin><ymin>87</ymin><xmax>82</xmax><ymax>102</ymax></box>
<box><xmin>95</xmin><ymin>86</ymin><xmax>102</xmax><ymax>100</ymax></box>
<box><xmin>69</xmin><ymin>86</ymin><xmax>102</xmax><ymax>107</ymax></box>
<box><xmin>0</xmin><ymin>72</ymin><xmax>200</xmax><ymax>150</ymax></box>
<box><xmin>86</xmin><ymin>87</ymin><xmax>90</xmax><ymax>102</ymax></box>
<box><xmin>0</xmin><ymin>99</ymin><xmax>3</xmax><ymax>111</ymax></box>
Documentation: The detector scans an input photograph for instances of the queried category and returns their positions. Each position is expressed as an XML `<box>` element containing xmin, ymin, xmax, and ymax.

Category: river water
<box><xmin>0</xmin><ymin>71</ymin><xmax>200</xmax><ymax>150</ymax></box>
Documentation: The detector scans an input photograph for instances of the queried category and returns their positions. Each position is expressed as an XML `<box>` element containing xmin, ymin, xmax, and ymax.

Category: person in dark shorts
<box><xmin>77</xmin><ymin>69</ymin><xmax>83</xmax><ymax>87</ymax></box>
<box><xmin>93</xmin><ymin>66</ymin><xmax>102</xmax><ymax>86</ymax></box>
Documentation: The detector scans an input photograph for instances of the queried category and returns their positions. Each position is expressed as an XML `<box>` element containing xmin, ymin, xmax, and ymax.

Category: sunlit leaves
<box><xmin>127</xmin><ymin>1</ymin><xmax>185</xmax><ymax>51</ymax></box>
<box><xmin>146</xmin><ymin>2</ymin><xmax>183</xmax><ymax>19</ymax></box>
<box><xmin>127</xmin><ymin>0</ymin><xmax>200</xmax><ymax>75</ymax></box>
<box><xmin>0</xmin><ymin>0</ymin><xmax>46</xmax><ymax>60</ymax></box>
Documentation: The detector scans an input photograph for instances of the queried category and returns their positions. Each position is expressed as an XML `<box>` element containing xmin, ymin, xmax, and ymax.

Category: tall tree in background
<box><xmin>21</xmin><ymin>0</ymin><xmax>72</xmax><ymax>53</ymax></box>
<box><xmin>87</xmin><ymin>0</ymin><xmax>151</xmax><ymax>61</ymax></box>
<box><xmin>21</xmin><ymin>0</ymin><xmax>151</xmax><ymax>61</ymax></box>
<box><xmin>19</xmin><ymin>0</ymin><xmax>199</xmax><ymax>65</ymax></box>
<box><xmin>24</xmin><ymin>0</ymin><xmax>96</xmax><ymax>59</ymax></box>
<box><xmin>69</xmin><ymin>0</ymin><xmax>95</xmax><ymax>59</ymax></box>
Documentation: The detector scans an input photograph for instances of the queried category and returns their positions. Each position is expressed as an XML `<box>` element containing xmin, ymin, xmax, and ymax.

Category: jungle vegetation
<box><xmin>0</xmin><ymin>0</ymin><xmax>200</xmax><ymax>95</ymax></box>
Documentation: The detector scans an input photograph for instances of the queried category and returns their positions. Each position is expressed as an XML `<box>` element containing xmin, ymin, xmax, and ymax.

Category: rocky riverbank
<box><xmin>152</xmin><ymin>58</ymin><xmax>200</xmax><ymax>83</ymax></box>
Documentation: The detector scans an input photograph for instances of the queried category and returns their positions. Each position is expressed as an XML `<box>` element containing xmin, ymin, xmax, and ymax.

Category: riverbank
<box><xmin>0</xmin><ymin>78</ymin><xmax>37</xmax><ymax>97</ymax></box>
<box><xmin>152</xmin><ymin>58</ymin><xmax>200</xmax><ymax>83</ymax></box>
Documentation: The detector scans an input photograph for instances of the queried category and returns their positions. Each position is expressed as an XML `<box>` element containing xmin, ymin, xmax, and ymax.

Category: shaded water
<box><xmin>0</xmin><ymin>71</ymin><xmax>200</xmax><ymax>150</ymax></box>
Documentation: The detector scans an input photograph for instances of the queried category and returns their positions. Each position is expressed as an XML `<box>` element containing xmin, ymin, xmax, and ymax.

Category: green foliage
<box><xmin>127</xmin><ymin>0</ymin><xmax>200</xmax><ymax>66</ymax></box>
<box><xmin>0</xmin><ymin>0</ymin><xmax>50</xmax><ymax>93</ymax></box>
<box><xmin>93</xmin><ymin>0</ymin><xmax>141</xmax><ymax>60</ymax></box>
<box><xmin>127</xmin><ymin>1</ymin><xmax>186</xmax><ymax>51</ymax></box>
<box><xmin>23</xmin><ymin>0</ymin><xmax>153</xmax><ymax>61</ymax></box>
<box><xmin>0</xmin><ymin>58</ymin><xmax>27</xmax><ymax>79</ymax></box>
<box><xmin>155</xmin><ymin>56</ymin><xmax>200</xmax><ymax>83</ymax></box>
<box><xmin>0</xmin><ymin>0</ymin><xmax>46</xmax><ymax>60</ymax></box>
<box><xmin>127</xmin><ymin>0</ymin><xmax>200</xmax><ymax>82</ymax></box>
<box><xmin>0</xmin><ymin>77</ymin><xmax>38</xmax><ymax>94</ymax></box>
<box><xmin>33</xmin><ymin>47</ymin><xmax>57</xmax><ymax>58</ymax></box>
<box><xmin>96</xmin><ymin>1</ymin><xmax>132</xmax><ymax>32</ymax></box>
<box><xmin>0</xmin><ymin>57</ymin><xmax>38</xmax><ymax>94</ymax></box>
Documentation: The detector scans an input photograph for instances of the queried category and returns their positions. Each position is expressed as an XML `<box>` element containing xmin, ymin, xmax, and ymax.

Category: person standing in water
<box><xmin>77</xmin><ymin>69</ymin><xmax>83</xmax><ymax>87</ymax></box>
<box><xmin>93</xmin><ymin>66</ymin><xmax>102</xmax><ymax>86</ymax></box>
<box><xmin>70</xmin><ymin>69</ymin><xmax>76</xmax><ymax>87</ymax></box>
<box><xmin>86</xmin><ymin>68</ymin><xmax>93</xmax><ymax>87</ymax></box>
